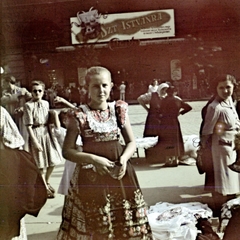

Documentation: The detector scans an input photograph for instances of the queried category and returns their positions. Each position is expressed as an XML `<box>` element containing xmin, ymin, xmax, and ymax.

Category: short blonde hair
<box><xmin>85</xmin><ymin>66</ymin><xmax>111</xmax><ymax>85</ymax></box>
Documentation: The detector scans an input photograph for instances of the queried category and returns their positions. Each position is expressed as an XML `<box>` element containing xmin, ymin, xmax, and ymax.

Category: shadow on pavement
<box><xmin>27</xmin><ymin>231</ymin><xmax>57</xmax><ymax>240</ymax></box>
<box><xmin>131</xmin><ymin>157</ymin><xmax>193</xmax><ymax>170</ymax></box>
<box><xmin>48</xmin><ymin>206</ymin><xmax>63</xmax><ymax>216</ymax></box>
<box><xmin>142</xmin><ymin>186</ymin><xmax>214</xmax><ymax>209</ymax></box>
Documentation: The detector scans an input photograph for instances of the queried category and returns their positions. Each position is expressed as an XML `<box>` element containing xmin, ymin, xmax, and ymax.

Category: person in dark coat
<box><xmin>158</xmin><ymin>86</ymin><xmax>192</xmax><ymax>167</ymax></box>
<box><xmin>143</xmin><ymin>83</ymin><xmax>169</xmax><ymax>163</ymax></box>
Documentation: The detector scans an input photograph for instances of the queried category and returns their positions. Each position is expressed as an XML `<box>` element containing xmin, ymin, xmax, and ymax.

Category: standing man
<box><xmin>119</xmin><ymin>81</ymin><xmax>126</xmax><ymax>101</ymax></box>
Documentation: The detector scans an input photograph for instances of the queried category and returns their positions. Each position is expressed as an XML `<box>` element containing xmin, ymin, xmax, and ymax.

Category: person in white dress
<box><xmin>137</xmin><ymin>82</ymin><xmax>168</xmax><ymax>112</ymax></box>
<box><xmin>148</xmin><ymin>79</ymin><xmax>159</xmax><ymax>93</ymax></box>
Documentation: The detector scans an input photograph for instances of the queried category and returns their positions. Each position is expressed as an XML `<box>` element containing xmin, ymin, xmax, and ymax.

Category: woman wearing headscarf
<box><xmin>157</xmin><ymin>86</ymin><xmax>192</xmax><ymax>167</ymax></box>
<box><xmin>143</xmin><ymin>83</ymin><xmax>169</xmax><ymax>162</ymax></box>
<box><xmin>143</xmin><ymin>83</ymin><xmax>169</xmax><ymax>137</ymax></box>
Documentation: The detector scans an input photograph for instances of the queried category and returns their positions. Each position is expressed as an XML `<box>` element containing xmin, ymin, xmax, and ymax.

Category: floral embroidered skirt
<box><xmin>57</xmin><ymin>141</ymin><xmax>152</xmax><ymax>240</ymax></box>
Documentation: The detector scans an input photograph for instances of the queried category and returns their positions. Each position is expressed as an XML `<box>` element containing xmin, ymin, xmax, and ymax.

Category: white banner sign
<box><xmin>70</xmin><ymin>8</ymin><xmax>175</xmax><ymax>44</ymax></box>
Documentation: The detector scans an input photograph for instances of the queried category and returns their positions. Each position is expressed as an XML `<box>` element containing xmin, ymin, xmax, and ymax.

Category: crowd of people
<box><xmin>1</xmin><ymin>67</ymin><xmax>240</xmax><ymax>239</ymax></box>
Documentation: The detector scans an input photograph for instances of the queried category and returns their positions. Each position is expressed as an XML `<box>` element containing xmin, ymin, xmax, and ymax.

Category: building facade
<box><xmin>1</xmin><ymin>0</ymin><xmax>240</xmax><ymax>100</ymax></box>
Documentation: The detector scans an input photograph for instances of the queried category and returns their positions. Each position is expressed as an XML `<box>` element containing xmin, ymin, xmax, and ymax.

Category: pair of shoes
<box><xmin>47</xmin><ymin>189</ymin><xmax>55</xmax><ymax>199</ymax></box>
<box><xmin>228</xmin><ymin>163</ymin><xmax>240</xmax><ymax>173</ymax></box>
<box><xmin>47</xmin><ymin>183</ymin><xmax>55</xmax><ymax>193</ymax></box>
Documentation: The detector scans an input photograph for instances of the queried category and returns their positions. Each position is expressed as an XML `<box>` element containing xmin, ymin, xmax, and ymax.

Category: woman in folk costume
<box><xmin>57</xmin><ymin>66</ymin><xmax>153</xmax><ymax>239</ymax></box>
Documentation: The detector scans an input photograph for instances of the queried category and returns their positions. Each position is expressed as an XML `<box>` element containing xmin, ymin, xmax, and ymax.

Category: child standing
<box><xmin>57</xmin><ymin>66</ymin><xmax>152</xmax><ymax>239</ymax></box>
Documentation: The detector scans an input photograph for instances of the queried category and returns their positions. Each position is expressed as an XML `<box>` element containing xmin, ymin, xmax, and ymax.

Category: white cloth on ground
<box><xmin>147</xmin><ymin>202</ymin><xmax>213</xmax><ymax>240</ymax></box>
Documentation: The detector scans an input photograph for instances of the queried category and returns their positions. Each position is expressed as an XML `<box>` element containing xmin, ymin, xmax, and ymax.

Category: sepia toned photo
<box><xmin>1</xmin><ymin>0</ymin><xmax>240</xmax><ymax>239</ymax></box>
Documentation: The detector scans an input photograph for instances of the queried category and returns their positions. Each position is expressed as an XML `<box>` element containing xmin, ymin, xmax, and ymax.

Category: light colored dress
<box><xmin>54</xmin><ymin>127</ymin><xmax>82</xmax><ymax>195</ymax></box>
<box><xmin>202</xmin><ymin>98</ymin><xmax>240</xmax><ymax>195</ymax></box>
<box><xmin>23</xmin><ymin>99</ymin><xmax>62</xmax><ymax>168</ymax></box>
<box><xmin>119</xmin><ymin>83</ymin><xmax>126</xmax><ymax>101</ymax></box>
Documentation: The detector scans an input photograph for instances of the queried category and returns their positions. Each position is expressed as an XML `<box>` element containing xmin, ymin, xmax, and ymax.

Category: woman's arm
<box><xmin>26</xmin><ymin>125</ymin><xmax>43</xmax><ymax>151</ymax></box>
<box><xmin>54</xmin><ymin>96</ymin><xmax>76</xmax><ymax>108</ymax></box>
<box><xmin>200</xmin><ymin>102</ymin><xmax>219</xmax><ymax>148</ymax></box>
<box><xmin>201</xmin><ymin>104</ymin><xmax>219</xmax><ymax>136</ymax></box>
<box><xmin>120</xmin><ymin>115</ymin><xmax>136</xmax><ymax>160</ymax></box>
<box><xmin>137</xmin><ymin>94</ymin><xmax>150</xmax><ymax>112</ymax></box>
<box><xmin>180</xmin><ymin>101</ymin><xmax>192</xmax><ymax>115</ymax></box>
<box><xmin>117</xmin><ymin>114</ymin><xmax>136</xmax><ymax>179</ymax></box>
<box><xmin>200</xmin><ymin>134</ymin><xmax>212</xmax><ymax>148</ymax></box>
<box><xmin>62</xmin><ymin>114</ymin><xmax>114</xmax><ymax>175</ymax></box>
<box><xmin>22</xmin><ymin>88</ymin><xmax>32</xmax><ymax>100</ymax></box>
<box><xmin>49</xmin><ymin>110</ymin><xmax>61</xmax><ymax>129</ymax></box>
<box><xmin>1</xmin><ymin>93</ymin><xmax>19</xmax><ymax>105</ymax></box>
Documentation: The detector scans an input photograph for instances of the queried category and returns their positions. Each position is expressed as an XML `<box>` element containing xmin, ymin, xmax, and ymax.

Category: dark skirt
<box><xmin>158</xmin><ymin>118</ymin><xmax>185</xmax><ymax>157</ymax></box>
<box><xmin>57</xmin><ymin>141</ymin><xmax>153</xmax><ymax>239</ymax></box>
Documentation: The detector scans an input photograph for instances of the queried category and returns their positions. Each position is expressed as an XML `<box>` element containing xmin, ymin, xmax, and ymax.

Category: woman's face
<box><xmin>32</xmin><ymin>85</ymin><xmax>44</xmax><ymax>101</ymax></box>
<box><xmin>216</xmin><ymin>80</ymin><xmax>234</xmax><ymax>100</ymax></box>
<box><xmin>153</xmin><ymin>80</ymin><xmax>158</xmax><ymax>86</ymax></box>
<box><xmin>88</xmin><ymin>71</ymin><xmax>113</xmax><ymax>105</ymax></box>
<box><xmin>160</xmin><ymin>87</ymin><xmax>168</xmax><ymax>97</ymax></box>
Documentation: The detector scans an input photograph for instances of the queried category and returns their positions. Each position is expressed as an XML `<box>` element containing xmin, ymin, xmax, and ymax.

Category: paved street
<box><xmin>25</xmin><ymin>100</ymin><xmax>212</xmax><ymax>239</ymax></box>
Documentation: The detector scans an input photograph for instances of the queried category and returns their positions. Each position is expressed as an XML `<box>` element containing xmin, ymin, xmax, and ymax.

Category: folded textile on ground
<box><xmin>147</xmin><ymin>202</ymin><xmax>213</xmax><ymax>240</ymax></box>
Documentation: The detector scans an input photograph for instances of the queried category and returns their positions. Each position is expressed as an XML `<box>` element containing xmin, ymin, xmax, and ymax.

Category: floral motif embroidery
<box><xmin>71</xmin><ymin>101</ymin><xmax>129</xmax><ymax>142</ymax></box>
<box><xmin>81</xmin><ymin>102</ymin><xmax>118</xmax><ymax>133</ymax></box>
<box><xmin>122</xmin><ymin>189</ymin><xmax>150</xmax><ymax>238</ymax></box>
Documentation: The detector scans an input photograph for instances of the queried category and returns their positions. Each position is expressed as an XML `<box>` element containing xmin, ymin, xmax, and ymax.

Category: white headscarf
<box><xmin>157</xmin><ymin>83</ymin><xmax>169</xmax><ymax>97</ymax></box>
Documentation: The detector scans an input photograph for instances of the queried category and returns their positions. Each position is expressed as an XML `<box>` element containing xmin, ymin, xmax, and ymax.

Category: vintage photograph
<box><xmin>1</xmin><ymin>0</ymin><xmax>240</xmax><ymax>239</ymax></box>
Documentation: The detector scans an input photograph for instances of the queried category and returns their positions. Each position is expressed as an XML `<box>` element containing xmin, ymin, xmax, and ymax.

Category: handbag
<box><xmin>196</xmin><ymin>146</ymin><xmax>212</xmax><ymax>175</ymax></box>
<box><xmin>196</xmin><ymin>147</ymin><xmax>205</xmax><ymax>174</ymax></box>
